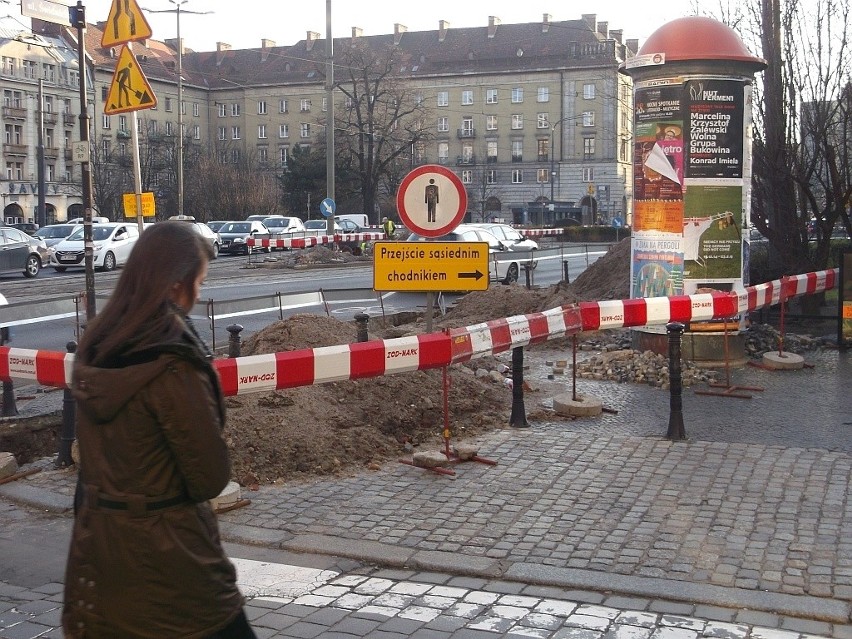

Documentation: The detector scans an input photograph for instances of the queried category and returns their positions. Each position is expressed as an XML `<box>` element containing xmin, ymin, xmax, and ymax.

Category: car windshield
<box><xmin>67</xmin><ymin>226</ymin><xmax>114</xmax><ymax>241</ymax></box>
<box><xmin>304</xmin><ymin>220</ymin><xmax>328</xmax><ymax>229</ymax></box>
<box><xmin>36</xmin><ymin>226</ymin><xmax>75</xmax><ymax>239</ymax></box>
<box><xmin>221</xmin><ymin>223</ymin><xmax>251</xmax><ymax>233</ymax></box>
<box><xmin>263</xmin><ymin>219</ymin><xmax>287</xmax><ymax>227</ymax></box>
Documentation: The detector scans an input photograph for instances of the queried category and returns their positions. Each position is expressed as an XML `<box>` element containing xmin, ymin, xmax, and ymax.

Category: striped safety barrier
<box><xmin>247</xmin><ymin>232</ymin><xmax>386</xmax><ymax>250</ymax></box>
<box><xmin>0</xmin><ymin>268</ymin><xmax>838</xmax><ymax>394</ymax></box>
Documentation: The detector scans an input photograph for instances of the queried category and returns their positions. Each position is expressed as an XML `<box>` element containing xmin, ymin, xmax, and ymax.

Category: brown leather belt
<box><xmin>96</xmin><ymin>493</ymin><xmax>189</xmax><ymax>512</ymax></box>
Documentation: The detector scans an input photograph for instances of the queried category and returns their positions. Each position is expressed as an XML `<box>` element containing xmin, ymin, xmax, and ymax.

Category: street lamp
<box><xmin>549</xmin><ymin>115</ymin><xmax>577</xmax><ymax>209</ymax></box>
<box><xmin>145</xmin><ymin>1</ymin><xmax>211</xmax><ymax>217</ymax></box>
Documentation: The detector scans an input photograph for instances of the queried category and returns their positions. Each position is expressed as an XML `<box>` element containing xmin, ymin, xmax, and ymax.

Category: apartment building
<box><xmin>19</xmin><ymin>12</ymin><xmax>636</xmax><ymax>225</ymax></box>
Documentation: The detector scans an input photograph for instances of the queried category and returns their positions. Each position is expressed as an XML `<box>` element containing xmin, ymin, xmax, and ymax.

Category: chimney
<box><xmin>626</xmin><ymin>38</ymin><xmax>639</xmax><ymax>54</ymax></box>
<box><xmin>610</xmin><ymin>29</ymin><xmax>623</xmax><ymax>44</ymax></box>
<box><xmin>394</xmin><ymin>23</ymin><xmax>407</xmax><ymax>45</ymax></box>
<box><xmin>165</xmin><ymin>38</ymin><xmax>184</xmax><ymax>55</ymax></box>
<box><xmin>306</xmin><ymin>31</ymin><xmax>321</xmax><ymax>52</ymax></box>
<box><xmin>542</xmin><ymin>14</ymin><xmax>551</xmax><ymax>33</ymax></box>
<box><xmin>261</xmin><ymin>38</ymin><xmax>275</xmax><ymax>49</ymax></box>
<box><xmin>581</xmin><ymin>14</ymin><xmax>597</xmax><ymax>32</ymax></box>
<box><xmin>216</xmin><ymin>42</ymin><xmax>231</xmax><ymax>66</ymax></box>
<box><xmin>438</xmin><ymin>20</ymin><xmax>450</xmax><ymax>42</ymax></box>
<box><xmin>488</xmin><ymin>16</ymin><xmax>501</xmax><ymax>39</ymax></box>
<box><xmin>598</xmin><ymin>21</ymin><xmax>608</xmax><ymax>38</ymax></box>
<box><xmin>351</xmin><ymin>26</ymin><xmax>363</xmax><ymax>42</ymax></box>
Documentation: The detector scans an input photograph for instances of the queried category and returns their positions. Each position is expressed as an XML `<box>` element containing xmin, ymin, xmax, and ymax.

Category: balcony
<box><xmin>511</xmin><ymin>155</ymin><xmax>523</xmax><ymax>163</ymax></box>
<box><xmin>42</xmin><ymin>112</ymin><xmax>57</xmax><ymax>125</ymax></box>
<box><xmin>486</xmin><ymin>156</ymin><xmax>498</xmax><ymax>164</ymax></box>
<box><xmin>64</xmin><ymin>148</ymin><xmax>73</xmax><ymax>161</ymax></box>
<box><xmin>456</xmin><ymin>155</ymin><xmax>476</xmax><ymax>165</ymax></box>
<box><xmin>2</xmin><ymin>106</ymin><xmax>27</xmax><ymax>120</ymax></box>
<box><xmin>63</xmin><ymin>113</ymin><xmax>76</xmax><ymax>127</ymax></box>
<box><xmin>457</xmin><ymin>128</ymin><xmax>476</xmax><ymax>139</ymax></box>
<box><xmin>538</xmin><ymin>154</ymin><xmax>550</xmax><ymax>162</ymax></box>
<box><xmin>3</xmin><ymin>143</ymin><xmax>28</xmax><ymax>156</ymax></box>
<box><xmin>44</xmin><ymin>146</ymin><xmax>59</xmax><ymax>159</ymax></box>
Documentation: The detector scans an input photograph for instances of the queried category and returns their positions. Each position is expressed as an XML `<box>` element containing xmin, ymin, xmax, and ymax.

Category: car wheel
<box><xmin>503</xmin><ymin>263</ymin><xmax>519</xmax><ymax>284</ymax></box>
<box><xmin>23</xmin><ymin>254</ymin><xmax>40</xmax><ymax>278</ymax></box>
<box><xmin>54</xmin><ymin>266</ymin><xmax>67</xmax><ymax>273</ymax></box>
<box><xmin>102</xmin><ymin>251</ymin><xmax>117</xmax><ymax>272</ymax></box>
<box><xmin>212</xmin><ymin>242</ymin><xmax>219</xmax><ymax>259</ymax></box>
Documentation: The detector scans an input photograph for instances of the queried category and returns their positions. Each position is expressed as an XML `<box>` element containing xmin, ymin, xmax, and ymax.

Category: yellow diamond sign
<box><xmin>101</xmin><ymin>0</ymin><xmax>153</xmax><ymax>48</ymax></box>
<box><xmin>104</xmin><ymin>45</ymin><xmax>157</xmax><ymax>115</ymax></box>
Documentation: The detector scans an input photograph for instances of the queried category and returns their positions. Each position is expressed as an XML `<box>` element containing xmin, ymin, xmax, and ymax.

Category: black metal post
<box><xmin>56</xmin><ymin>341</ymin><xmax>77</xmax><ymax>468</ymax></box>
<box><xmin>226</xmin><ymin>324</ymin><xmax>244</xmax><ymax>358</ymax></box>
<box><xmin>508</xmin><ymin>346</ymin><xmax>529</xmax><ymax>428</ymax></box>
<box><xmin>0</xmin><ymin>327</ymin><xmax>16</xmax><ymax>417</ymax></box>
<box><xmin>523</xmin><ymin>264</ymin><xmax>531</xmax><ymax>289</ymax></box>
<box><xmin>666</xmin><ymin>322</ymin><xmax>687</xmax><ymax>441</ymax></box>
<box><xmin>354</xmin><ymin>313</ymin><xmax>370</xmax><ymax>342</ymax></box>
<box><xmin>563</xmin><ymin>260</ymin><xmax>570</xmax><ymax>284</ymax></box>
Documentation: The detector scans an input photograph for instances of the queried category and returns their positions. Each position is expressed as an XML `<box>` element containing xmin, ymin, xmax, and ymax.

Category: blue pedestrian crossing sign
<box><xmin>320</xmin><ymin>197</ymin><xmax>336</xmax><ymax>218</ymax></box>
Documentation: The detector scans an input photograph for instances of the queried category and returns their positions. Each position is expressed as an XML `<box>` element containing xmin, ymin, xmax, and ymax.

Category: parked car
<box><xmin>472</xmin><ymin>223</ymin><xmax>539</xmax><ymax>250</ymax></box>
<box><xmin>304</xmin><ymin>219</ymin><xmax>339</xmax><ymax>232</ymax></box>
<box><xmin>165</xmin><ymin>216</ymin><xmax>220</xmax><ymax>258</ymax></box>
<box><xmin>207</xmin><ymin>220</ymin><xmax>230</xmax><ymax>233</ymax></box>
<box><xmin>260</xmin><ymin>216</ymin><xmax>305</xmax><ymax>234</ymax></box>
<box><xmin>11</xmin><ymin>222</ymin><xmax>39</xmax><ymax>235</ymax></box>
<box><xmin>49</xmin><ymin>222</ymin><xmax>141</xmax><ymax>272</ymax></box>
<box><xmin>67</xmin><ymin>216</ymin><xmax>110</xmax><ymax>224</ymax></box>
<box><xmin>337</xmin><ymin>213</ymin><xmax>369</xmax><ymax>228</ymax></box>
<box><xmin>406</xmin><ymin>223</ymin><xmax>532</xmax><ymax>284</ymax></box>
<box><xmin>0</xmin><ymin>225</ymin><xmax>48</xmax><ymax>278</ymax></box>
<box><xmin>34</xmin><ymin>223</ymin><xmax>82</xmax><ymax>248</ymax></box>
<box><xmin>336</xmin><ymin>218</ymin><xmax>365</xmax><ymax>233</ymax></box>
<box><xmin>217</xmin><ymin>220</ymin><xmax>270</xmax><ymax>255</ymax></box>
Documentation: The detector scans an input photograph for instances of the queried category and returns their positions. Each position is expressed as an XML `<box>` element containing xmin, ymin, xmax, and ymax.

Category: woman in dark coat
<box><xmin>63</xmin><ymin>222</ymin><xmax>255</xmax><ymax>638</ymax></box>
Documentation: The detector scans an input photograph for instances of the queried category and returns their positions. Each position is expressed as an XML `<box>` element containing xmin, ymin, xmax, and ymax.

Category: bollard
<box><xmin>226</xmin><ymin>324</ymin><xmax>244</xmax><ymax>358</ymax></box>
<box><xmin>522</xmin><ymin>264</ymin><xmax>532</xmax><ymax>290</ymax></box>
<box><xmin>56</xmin><ymin>340</ymin><xmax>77</xmax><ymax>468</ymax></box>
<box><xmin>562</xmin><ymin>260</ymin><xmax>571</xmax><ymax>284</ymax></box>
<box><xmin>666</xmin><ymin>322</ymin><xmax>687</xmax><ymax>441</ymax></box>
<box><xmin>354</xmin><ymin>313</ymin><xmax>370</xmax><ymax>342</ymax></box>
<box><xmin>508</xmin><ymin>346</ymin><xmax>529</xmax><ymax>428</ymax></box>
<box><xmin>0</xmin><ymin>327</ymin><xmax>16</xmax><ymax>417</ymax></box>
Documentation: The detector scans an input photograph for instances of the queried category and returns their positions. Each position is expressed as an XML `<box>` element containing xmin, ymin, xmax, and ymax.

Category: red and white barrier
<box><xmin>247</xmin><ymin>232</ymin><xmax>385</xmax><ymax>250</ymax></box>
<box><xmin>0</xmin><ymin>268</ymin><xmax>838</xmax><ymax>394</ymax></box>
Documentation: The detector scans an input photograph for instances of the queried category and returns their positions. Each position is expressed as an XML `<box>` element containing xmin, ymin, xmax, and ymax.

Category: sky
<box><xmin>7</xmin><ymin>0</ymin><xmax>699</xmax><ymax>52</ymax></box>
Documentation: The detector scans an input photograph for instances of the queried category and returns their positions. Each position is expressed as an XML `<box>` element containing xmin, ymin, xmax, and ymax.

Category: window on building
<box><xmin>486</xmin><ymin>115</ymin><xmax>498</xmax><ymax>131</ymax></box>
<box><xmin>619</xmin><ymin>139</ymin><xmax>629</xmax><ymax>162</ymax></box>
<box><xmin>194</xmin><ymin>125</ymin><xmax>200</xmax><ymax>140</ymax></box>
<box><xmin>537</xmin><ymin>168</ymin><xmax>549</xmax><ymax>183</ymax></box>
<box><xmin>583</xmin><ymin>137</ymin><xmax>596</xmax><ymax>158</ymax></box>
<box><xmin>180</xmin><ymin>101</ymin><xmax>186</xmax><ymax>115</ymax></box>
<box><xmin>231</xmin><ymin>149</ymin><xmax>240</xmax><ymax>163</ymax></box>
<box><xmin>279</xmin><ymin>99</ymin><xmax>288</xmax><ymax>113</ymax></box>
<box><xmin>100</xmin><ymin>85</ymin><xmax>108</xmax><ymax>101</ymax></box>
<box><xmin>537</xmin><ymin>113</ymin><xmax>550</xmax><ymax>129</ymax></box>
<box><xmin>43</xmin><ymin>95</ymin><xmax>54</xmax><ymax>112</ymax></box>
<box><xmin>102</xmin><ymin>114</ymin><xmax>110</xmax><ymax>129</ymax></box>
<box><xmin>461</xmin><ymin>90</ymin><xmax>473</xmax><ymax>105</ymax></box>
<box><xmin>512</xmin><ymin>169</ymin><xmax>523</xmax><ymax>183</ymax></box>
<box><xmin>512</xmin><ymin>140</ymin><xmax>523</xmax><ymax>162</ymax></box>
<box><xmin>537</xmin><ymin>87</ymin><xmax>549</xmax><ymax>102</ymax></box>
<box><xmin>165</xmin><ymin>97</ymin><xmax>172</xmax><ymax>112</ymax></box>
<box><xmin>101</xmin><ymin>139</ymin><xmax>110</xmax><ymax>155</ymax></box>
<box><xmin>486</xmin><ymin>169</ymin><xmax>497</xmax><ymax>184</ymax></box>
<box><xmin>279</xmin><ymin>124</ymin><xmax>289</xmax><ymax>138</ymax></box>
<box><xmin>258</xmin><ymin>147</ymin><xmax>268</xmax><ymax>162</ymax></box>
<box><xmin>280</xmin><ymin>146</ymin><xmax>289</xmax><ymax>164</ymax></box>
<box><xmin>230</xmin><ymin>103</ymin><xmax>240</xmax><ymax>116</ymax></box>
<box><xmin>300</xmin><ymin>98</ymin><xmax>311</xmax><ymax>112</ymax></box>
<box><xmin>461</xmin><ymin>117</ymin><xmax>473</xmax><ymax>136</ymax></box>
<box><xmin>583</xmin><ymin>167</ymin><xmax>595</xmax><ymax>182</ymax></box>
<box><xmin>258</xmin><ymin>124</ymin><xmax>266</xmax><ymax>139</ymax></box>
<box><xmin>537</xmin><ymin>138</ymin><xmax>549</xmax><ymax>161</ymax></box>
<box><xmin>437</xmin><ymin>117</ymin><xmax>449</xmax><ymax>132</ymax></box>
<box><xmin>42</xmin><ymin>63</ymin><xmax>55</xmax><ymax>82</ymax></box>
<box><xmin>437</xmin><ymin>91</ymin><xmax>448</xmax><ymax>107</ymax></box>
<box><xmin>437</xmin><ymin>141</ymin><xmax>449</xmax><ymax>163</ymax></box>
<box><xmin>22</xmin><ymin>60</ymin><xmax>37</xmax><ymax>79</ymax></box>
<box><xmin>2</xmin><ymin>57</ymin><xmax>15</xmax><ymax>75</ymax></box>
<box><xmin>461</xmin><ymin>143</ymin><xmax>474</xmax><ymax>163</ymax></box>
<box><xmin>486</xmin><ymin>89</ymin><xmax>498</xmax><ymax>104</ymax></box>
<box><xmin>300</xmin><ymin>123</ymin><xmax>310</xmax><ymax>138</ymax></box>
<box><xmin>218</xmin><ymin>126</ymin><xmax>226</xmax><ymax>140</ymax></box>
<box><xmin>231</xmin><ymin>126</ymin><xmax>240</xmax><ymax>139</ymax></box>
<box><xmin>511</xmin><ymin>114</ymin><xmax>523</xmax><ymax>130</ymax></box>
<box><xmin>511</xmin><ymin>87</ymin><xmax>523</xmax><ymax>103</ymax></box>
<box><xmin>583</xmin><ymin>83</ymin><xmax>596</xmax><ymax>99</ymax></box>
<box><xmin>487</xmin><ymin>140</ymin><xmax>498</xmax><ymax>163</ymax></box>
<box><xmin>165</xmin><ymin>121</ymin><xmax>173</xmax><ymax>136</ymax></box>
<box><xmin>218</xmin><ymin>103</ymin><xmax>226</xmax><ymax>117</ymax></box>
<box><xmin>193</xmin><ymin>103</ymin><xmax>199</xmax><ymax>117</ymax></box>
<box><xmin>583</xmin><ymin>111</ymin><xmax>595</xmax><ymax>127</ymax></box>
<box><xmin>322</xmin><ymin>97</ymin><xmax>327</xmax><ymax>112</ymax></box>
<box><xmin>149</xmin><ymin>120</ymin><xmax>158</xmax><ymax>134</ymax></box>
<box><xmin>257</xmin><ymin>100</ymin><xmax>267</xmax><ymax>115</ymax></box>
<box><xmin>461</xmin><ymin>169</ymin><xmax>472</xmax><ymax>184</ymax></box>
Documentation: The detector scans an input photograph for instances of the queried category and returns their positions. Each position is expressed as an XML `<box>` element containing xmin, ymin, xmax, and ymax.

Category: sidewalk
<box><xmin>1</xmin><ymin>347</ymin><xmax>850</xmax><ymax>638</ymax></box>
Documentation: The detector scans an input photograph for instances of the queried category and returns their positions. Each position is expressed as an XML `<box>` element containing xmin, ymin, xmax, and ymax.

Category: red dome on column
<box><xmin>638</xmin><ymin>16</ymin><xmax>766</xmax><ymax>72</ymax></box>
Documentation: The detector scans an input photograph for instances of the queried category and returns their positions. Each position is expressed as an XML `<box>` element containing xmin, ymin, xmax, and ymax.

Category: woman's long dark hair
<box><xmin>77</xmin><ymin>222</ymin><xmax>213</xmax><ymax>367</ymax></box>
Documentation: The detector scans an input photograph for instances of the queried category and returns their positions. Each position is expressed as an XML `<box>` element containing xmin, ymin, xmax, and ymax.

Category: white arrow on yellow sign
<box><xmin>101</xmin><ymin>0</ymin><xmax>152</xmax><ymax>48</ymax></box>
<box><xmin>373</xmin><ymin>241</ymin><xmax>489</xmax><ymax>292</ymax></box>
<box><xmin>104</xmin><ymin>45</ymin><xmax>157</xmax><ymax>115</ymax></box>
<box><xmin>123</xmin><ymin>191</ymin><xmax>155</xmax><ymax>217</ymax></box>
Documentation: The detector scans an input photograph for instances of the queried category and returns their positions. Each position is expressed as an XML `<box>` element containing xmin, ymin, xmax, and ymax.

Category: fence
<box><xmin>0</xmin><ymin>268</ymin><xmax>838</xmax><ymax>394</ymax></box>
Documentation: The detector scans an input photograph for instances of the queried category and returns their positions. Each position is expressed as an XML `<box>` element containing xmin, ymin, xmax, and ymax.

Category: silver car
<box><xmin>34</xmin><ymin>224</ymin><xmax>82</xmax><ymax>248</ymax></box>
<box><xmin>472</xmin><ymin>223</ymin><xmax>539</xmax><ymax>250</ymax></box>
<box><xmin>217</xmin><ymin>220</ymin><xmax>270</xmax><ymax>255</ymax></box>
<box><xmin>0</xmin><ymin>225</ymin><xmax>48</xmax><ymax>278</ymax></box>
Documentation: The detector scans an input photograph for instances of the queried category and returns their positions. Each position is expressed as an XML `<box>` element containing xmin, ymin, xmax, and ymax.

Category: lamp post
<box><xmin>145</xmin><ymin>1</ymin><xmax>211</xmax><ymax>217</ymax></box>
<box><xmin>549</xmin><ymin>115</ymin><xmax>576</xmax><ymax>211</ymax></box>
<box><xmin>324</xmin><ymin>0</ymin><xmax>335</xmax><ymax>234</ymax></box>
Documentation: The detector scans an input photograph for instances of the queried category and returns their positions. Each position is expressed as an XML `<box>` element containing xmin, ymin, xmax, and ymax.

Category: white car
<box><xmin>406</xmin><ymin>223</ymin><xmax>535</xmax><ymax>284</ymax></box>
<box><xmin>472</xmin><ymin>223</ymin><xmax>539</xmax><ymax>250</ymax></box>
<box><xmin>50</xmin><ymin>223</ymin><xmax>141</xmax><ymax>272</ymax></box>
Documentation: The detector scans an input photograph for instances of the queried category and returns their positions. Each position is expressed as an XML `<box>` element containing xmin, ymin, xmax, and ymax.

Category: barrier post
<box><xmin>56</xmin><ymin>340</ymin><xmax>77</xmax><ymax>468</ymax></box>
<box><xmin>509</xmin><ymin>346</ymin><xmax>529</xmax><ymax>428</ymax></box>
<box><xmin>666</xmin><ymin>321</ymin><xmax>687</xmax><ymax>441</ymax></box>
<box><xmin>354</xmin><ymin>312</ymin><xmax>370</xmax><ymax>342</ymax></box>
<box><xmin>522</xmin><ymin>263</ymin><xmax>532</xmax><ymax>289</ymax></box>
<box><xmin>0</xmin><ymin>327</ymin><xmax>16</xmax><ymax>417</ymax></box>
<box><xmin>226</xmin><ymin>324</ymin><xmax>244</xmax><ymax>358</ymax></box>
<box><xmin>563</xmin><ymin>260</ymin><xmax>571</xmax><ymax>284</ymax></box>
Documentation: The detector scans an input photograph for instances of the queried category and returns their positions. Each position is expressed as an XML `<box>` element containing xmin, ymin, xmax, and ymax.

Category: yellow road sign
<box><xmin>123</xmin><ymin>192</ymin><xmax>155</xmax><ymax>217</ymax></box>
<box><xmin>101</xmin><ymin>0</ymin><xmax>152</xmax><ymax>48</ymax></box>
<box><xmin>104</xmin><ymin>45</ymin><xmax>157</xmax><ymax>115</ymax></box>
<box><xmin>373</xmin><ymin>241</ymin><xmax>489</xmax><ymax>292</ymax></box>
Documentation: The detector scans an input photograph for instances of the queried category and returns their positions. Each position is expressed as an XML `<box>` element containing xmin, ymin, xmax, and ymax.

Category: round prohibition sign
<box><xmin>396</xmin><ymin>164</ymin><xmax>467</xmax><ymax>238</ymax></box>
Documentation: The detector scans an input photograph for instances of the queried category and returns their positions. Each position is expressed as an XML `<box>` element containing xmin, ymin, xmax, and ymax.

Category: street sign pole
<box><xmin>129</xmin><ymin>43</ymin><xmax>144</xmax><ymax>235</ymax></box>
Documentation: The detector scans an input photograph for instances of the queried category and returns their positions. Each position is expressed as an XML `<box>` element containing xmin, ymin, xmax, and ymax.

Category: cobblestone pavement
<box><xmin>1</xmin><ymin>346</ymin><xmax>850</xmax><ymax>638</ymax></box>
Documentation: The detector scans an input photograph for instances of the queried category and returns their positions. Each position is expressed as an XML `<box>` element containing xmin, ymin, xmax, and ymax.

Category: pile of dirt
<box><xmin>224</xmin><ymin>241</ymin><xmax>634</xmax><ymax>485</ymax></box>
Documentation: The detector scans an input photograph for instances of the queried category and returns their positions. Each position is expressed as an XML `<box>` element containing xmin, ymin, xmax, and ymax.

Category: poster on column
<box><xmin>682</xmin><ymin>181</ymin><xmax>744</xmax><ymax>280</ymax></box>
<box><xmin>685</xmin><ymin>79</ymin><xmax>745</xmax><ymax>179</ymax></box>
